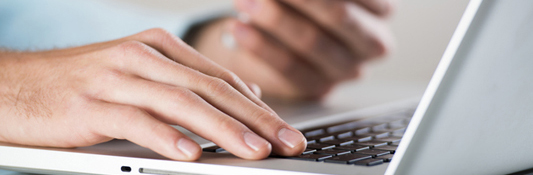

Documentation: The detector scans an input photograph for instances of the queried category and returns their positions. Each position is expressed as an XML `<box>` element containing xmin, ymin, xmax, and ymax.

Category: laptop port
<box><xmin>121</xmin><ymin>166</ymin><xmax>132</xmax><ymax>172</ymax></box>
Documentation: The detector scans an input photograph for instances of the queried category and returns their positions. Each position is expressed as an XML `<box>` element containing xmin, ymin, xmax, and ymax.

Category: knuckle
<box><xmin>216</xmin><ymin>71</ymin><xmax>241</xmax><ymax>86</ymax></box>
<box><xmin>114</xmin><ymin>40</ymin><xmax>154</xmax><ymax>59</ymax></box>
<box><xmin>143</xmin><ymin>28</ymin><xmax>174</xmax><ymax>39</ymax></box>
<box><xmin>205</xmin><ymin>77</ymin><xmax>232</xmax><ymax>95</ymax></box>
<box><xmin>115</xmin><ymin>40</ymin><xmax>149</xmax><ymax>53</ymax></box>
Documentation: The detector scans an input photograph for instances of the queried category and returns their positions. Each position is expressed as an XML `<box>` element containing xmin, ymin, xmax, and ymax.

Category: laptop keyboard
<box><xmin>203</xmin><ymin>110</ymin><xmax>414</xmax><ymax>166</ymax></box>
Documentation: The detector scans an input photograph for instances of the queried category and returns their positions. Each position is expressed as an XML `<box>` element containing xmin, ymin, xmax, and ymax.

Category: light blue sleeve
<box><xmin>0</xmin><ymin>0</ymin><xmax>233</xmax><ymax>51</ymax></box>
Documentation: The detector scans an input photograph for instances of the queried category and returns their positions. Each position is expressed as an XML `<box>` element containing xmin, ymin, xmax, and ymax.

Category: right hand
<box><xmin>0</xmin><ymin>28</ymin><xmax>306</xmax><ymax>161</ymax></box>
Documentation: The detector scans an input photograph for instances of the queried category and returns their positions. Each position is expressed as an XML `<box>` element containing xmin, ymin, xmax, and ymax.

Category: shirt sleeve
<box><xmin>0</xmin><ymin>0</ymin><xmax>234</xmax><ymax>51</ymax></box>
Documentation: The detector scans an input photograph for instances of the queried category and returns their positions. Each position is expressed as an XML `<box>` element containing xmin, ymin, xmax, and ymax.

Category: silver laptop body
<box><xmin>1</xmin><ymin>0</ymin><xmax>533</xmax><ymax>174</ymax></box>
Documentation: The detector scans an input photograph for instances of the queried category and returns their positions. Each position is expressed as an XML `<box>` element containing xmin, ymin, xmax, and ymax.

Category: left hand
<box><xmin>191</xmin><ymin>0</ymin><xmax>395</xmax><ymax>100</ymax></box>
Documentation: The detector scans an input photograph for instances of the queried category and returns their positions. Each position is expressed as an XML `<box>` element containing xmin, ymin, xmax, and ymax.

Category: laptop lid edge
<box><xmin>384</xmin><ymin>0</ymin><xmax>484</xmax><ymax>174</ymax></box>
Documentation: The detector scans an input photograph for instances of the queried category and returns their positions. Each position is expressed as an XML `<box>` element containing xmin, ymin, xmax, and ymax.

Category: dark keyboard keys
<box><xmin>306</xmin><ymin>143</ymin><xmax>336</xmax><ymax>150</ymax></box>
<box><xmin>354</xmin><ymin>127</ymin><xmax>371</xmax><ymax>135</ymax></box>
<box><xmin>304</xmin><ymin>129</ymin><xmax>326</xmax><ymax>137</ymax></box>
<box><xmin>323</xmin><ymin>154</ymin><xmax>372</xmax><ymax>164</ymax></box>
<box><xmin>327</xmin><ymin>121</ymin><xmax>372</xmax><ymax>133</ymax></box>
<box><xmin>374</xmin><ymin>137</ymin><xmax>402</xmax><ymax>144</ymax></box>
<box><xmin>306</xmin><ymin>135</ymin><xmax>335</xmax><ymax>143</ymax></box>
<box><xmin>354</xmin><ymin>158</ymin><xmax>384</xmax><ymax>166</ymax></box>
<box><xmin>341</xmin><ymin>136</ymin><xmax>372</xmax><ymax>142</ymax></box>
<box><xmin>376</xmin><ymin>154</ymin><xmax>394</xmax><ymax>162</ymax></box>
<box><xmin>321</xmin><ymin>139</ymin><xmax>354</xmax><ymax>146</ymax></box>
<box><xmin>314</xmin><ymin>149</ymin><xmax>351</xmax><ymax>156</ymax></box>
<box><xmin>371</xmin><ymin>123</ymin><xmax>389</xmax><ymax>132</ymax></box>
<box><xmin>289</xmin><ymin>154</ymin><xmax>332</xmax><ymax>161</ymax></box>
<box><xmin>355</xmin><ymin>141</ymin><xmax>389</xmax><ymax>148</ymax></box>
<box><xmin>354</xmin><ymin>150</ymin><xmax>390</xmax><ymax>157</ymax></box>
<box><xmin>204</xmin><ymin>110</ymin><xmax>413</xmax><ymax>166</ymax></box>
<box><xmin>357</xmin><ymin>132</ymin><xmax>390</xmax><ymax>139</ymax></box>
<box><xmin>202</xmin><ymin>146</ymin><xmax>225</xmax><ymax>153</ymax></box>
<box><xmin>333</xmin><ymin>145</ymin><xmax>370</xmax><ymax>152</ymax></box>
<box><xmin>373</xmin><ymin>145</ymin><xmax>398</xmax><ymax>154</ymax></box>
<box><xmin>333</xmin><ymin>131</ymin><xmax>354</xmax><ymax>139</ymax></box>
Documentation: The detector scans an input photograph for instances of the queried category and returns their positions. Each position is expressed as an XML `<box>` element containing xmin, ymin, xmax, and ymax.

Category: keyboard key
<box><xmin>327</xmin><ymin>121</ymin><xmax>373</xmax><ymax>133</ymax></box>
<box><xmin>306</xmin><ymin>135</ymin><xmax>335</xmax><ymax>143</ymax></box>
<box><xmin>306</xmin><ymin>143</ymin><xmax>336</xmax><ymax>150</ymax></box>
<box><xmin>357</xmin><ymin>132</ymin><xmax>390</xmax><ymax>139</ymax></box>
<box><xmin>288</xmin><ymin>154</ymin><xmax>332</xmax><ymax>161</ymax></box>
<box><xmin>341</xmin><ymin>136</ymin><xmax>372</xmax><ymax>142</ymax></box>
<box><xmin>354</xmin><ymin>150</ymin><xmax>390</xmax><ymax>157</ymax></box>
<box><xmin>324</xmin><ymin>153</ymin><xmax>372</xmax><ymax>164</ymax></box>
<box><xmin>373</xmin><ymin>145</ymin><xmax>398</xmax><ymax>154</ymax></box>
<box><xmin>333</xmin><ymin>145</ymin><xmax>370</xmax><ymax>152</ymax></box>
<box><xmin>332</xmin><ymin>131</ymin><xmax>354</xmax><ymax>139</ymax></box>
<box><xmin>355</xmin><ymin>141</ymin><xmax>388</xmax><ymax>148</ymax></box>
<box><xmin>202</xmin><ymin>146</ymin><xmax>225</xmax><ymax>153</ymax></box>
<box><xmin>314</xmin><ymin>149</ymin><xmax>351</xmax><ymax>156</ymax></box>
<box><xmin>304</xmin><ymin>129</ymin><xmax>326</xmax><ymax>137</ymax></box>
<box><xmin>354</xmin><ymin>127</ymin><xmax>371</xmax><ymax>135</ymax></box>
<box><xmin>321</xmin><ymin>140</ymin><xmax>354</xmax><ymax>146</ymax></box>
<box><xmin>376</xmin><ymin>154</ymin><xmax>394</xmax><ymax>162</ymax></box>
<box><xmin>302</xmin><ymin>149</ymin><xmax>317</xmax><ymax>155</ymax></box>
<box><xmin>354</xmin><ymin>158</ymin><xmax>384</xmax><ymax>166</ymax></box>
<box><xmin>371</xmin><ymin>123</ymin><xmax>389</xmax><ymax>132</ymax></box>
<box><xmin>374</xmin><ymin>137</ymin><xmax>402</xmax><ymax>144</ymax></box>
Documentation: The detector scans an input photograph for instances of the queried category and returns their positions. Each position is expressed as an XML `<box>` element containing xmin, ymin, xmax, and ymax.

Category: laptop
<box><xmin>2</xmin><ymin>0</ymin><xmax>533</xmax><ymax>174</ymax></box>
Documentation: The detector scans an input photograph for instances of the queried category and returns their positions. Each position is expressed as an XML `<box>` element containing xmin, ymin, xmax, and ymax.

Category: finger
<box><xmin>233</xmin><ymin>0</ymin><xmax>358</xmax><ymax>80</ymax></box>
<box><xmin>90</xmin><ymin>74</ymin><xmax>273</xmax><ymax>160</ymax></box>
<box><xmin>98</xmin><ymin>41</ymin><xmax>306</xmax><ymax>156</ymax></box>
<box><xmin>279</xmin><ymin>0</ymin><xmax>393</xmax><ymax>58</ymax></box>
<box><xmin>348</xmin><ymin>0</ymin><xmax>395</xmax><ymax>16</ymax></box>
<box><xmin>90</xmin><ymin>102</ymin><xmax>201</xmax><ymax>161</ymax></box>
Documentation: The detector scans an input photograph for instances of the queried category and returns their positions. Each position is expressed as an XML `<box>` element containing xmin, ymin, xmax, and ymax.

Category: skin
<box><xmin>0</xmin><ymin>29</ymin><xmax>306</xmax><ymax>161</ymax></box>
<box><xmin>192</xmin><ymin>0</ymin><xmax>395</xmax><ymax>100</ymax></box>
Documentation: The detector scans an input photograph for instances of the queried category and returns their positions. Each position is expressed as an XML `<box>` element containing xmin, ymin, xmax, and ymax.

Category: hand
<box><xmin>0</xmin><ymin>28</ymin><xmax>306</xmax><ymax>161</ymax></box>
<box><xmin>191</xmin><ymin>0</ymin><xmax>395</xmax><ymax>100</ymax></box>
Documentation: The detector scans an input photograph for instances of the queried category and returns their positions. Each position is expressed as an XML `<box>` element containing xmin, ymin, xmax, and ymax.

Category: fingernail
<box><xmin>177</xmin><ymin>138</ymin><xmax>199</xmax><ymax>158</ymax></box>
<box><xmin>278</xmin><ymin>128</ymin><xmax>304</xmax><ymax>148</ymax></box>
<box><xmin>244</xmin><ymin>132</ymin><xmax>269</xmax><ymax>151</ymax></box>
